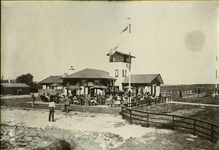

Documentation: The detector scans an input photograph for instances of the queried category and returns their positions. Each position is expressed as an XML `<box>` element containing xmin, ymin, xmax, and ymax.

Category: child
<box><xmin>48</xmin><ymin>99</ymin><xmax>55</xmax><ymax>122</ymax></box>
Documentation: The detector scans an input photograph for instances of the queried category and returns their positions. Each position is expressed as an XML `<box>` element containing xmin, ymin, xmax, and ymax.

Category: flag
<box><xmin>121</xmin><ymin>26</ymin><xmax>128</xmax><ymax>34</ymax></box>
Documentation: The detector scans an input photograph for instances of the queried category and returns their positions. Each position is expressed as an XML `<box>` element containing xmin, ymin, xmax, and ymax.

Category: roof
<box><xmin>62</xmin><ymin>68</ymin><xmax>116</xmax><ymax>80</ymax></box>
<box><xmin>122</xmin><ymin>74</ymin><xmax>164</xmax><ymax>84</ymax></box>
<box><xmin>40</xmin><ymin>76</ymin><xmax>63</xmax><ymax>84</ymax></box>
<box><xmin>106</xmin><ymin>50</ymin><xmax>136</xmax><ymax>58</ymax></box>
<box><xmin>1</xmin><ymin>83</ymin><xmax>30</xmax><ymax>88</ymax></box>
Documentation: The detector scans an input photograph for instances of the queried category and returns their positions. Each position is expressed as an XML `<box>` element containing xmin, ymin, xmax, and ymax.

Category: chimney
<box><xmin>63</xmin><ymin>73</ymin><xmax>68</xmax><ymax>77</ymax></box>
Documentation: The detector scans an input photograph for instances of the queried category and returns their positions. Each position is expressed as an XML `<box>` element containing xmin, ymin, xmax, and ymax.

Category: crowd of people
<box><xmin>41</xmin><ymin>91</ymin><xmax>161</xmax><ymax>108</ymax></box>
<box><xmin>37</xmin><ymin>92</ymin><xmax>162</xmax><ymax>122</ymax></box>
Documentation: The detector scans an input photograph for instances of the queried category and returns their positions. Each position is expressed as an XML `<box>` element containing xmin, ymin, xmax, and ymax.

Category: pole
<box><xmin>128</xmin><ymin>22</ymin><xmax>132</xmax><ymax>108</ymax></box>
<box><xmin>128</xmin><ymin>52</ymin><xmax>131</xmax><ymax>108</ymax></box>
<box><xmin>216</xmin><ymin>56</ymin><xmax>217</xmax><ymax>98</ymax></box>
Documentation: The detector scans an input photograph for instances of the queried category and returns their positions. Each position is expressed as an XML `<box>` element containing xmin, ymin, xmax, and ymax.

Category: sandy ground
<box><xmin>1</xmin><ymin>106</ymin><xmax>165</xmax><ymax>140</ymax></box>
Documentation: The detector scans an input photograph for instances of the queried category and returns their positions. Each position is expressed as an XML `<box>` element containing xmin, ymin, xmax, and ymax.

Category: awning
<box><xmin>50</xmin><ymin>83</ymin><xmax>62</xmax><ymax>87</ymax></box>
<box><xmin>90</xmin><ymin>85</ymin><xmax>108</xmax><ymax>90</ymax></box>
<box><xmin>123</xmin><ymin>86</ymin><xmax>134</xmax><ymax>89</ymax></box>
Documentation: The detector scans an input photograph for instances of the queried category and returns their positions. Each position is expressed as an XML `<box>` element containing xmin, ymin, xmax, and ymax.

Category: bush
<box><xmin>53</xmin><ymin>139</ymin><xmax>73</xmax><ymax>150</ymax></box>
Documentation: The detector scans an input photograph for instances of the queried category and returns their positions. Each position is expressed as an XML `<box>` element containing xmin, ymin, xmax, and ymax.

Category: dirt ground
<box><xmin>1</xmin><ymin>95</ymin><xmax>218</xmax><ymax>149</ymax></box>
<box><xmin>1</xmin><ymin>105</ymin><xmax>217</xmax><ymax>150</ymax></box>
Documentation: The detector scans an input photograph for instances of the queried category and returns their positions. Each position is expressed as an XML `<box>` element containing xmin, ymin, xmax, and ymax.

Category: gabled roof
<box><xmin>106</xmin><ymin>50</ymin><xmax>135</xmax><ymax>58</ymax></box>
<box><xmin>122</xmin><ymin>74</ymin><xmax>164</xmax><ymax>84</ymax></box>
<box><xmin>62</xmin><ymin>68</ymin><xmax>116</xmax><ymax>80</ymax></box>
<box><xmin>1</xmin><ymin>83</ymin><xmax>30</xmax><ymax>88</ymax></box>
<box><xmin>40</xmin><ymin>76</ymin><xmax>63</xmax><ymax>84</ymax></box>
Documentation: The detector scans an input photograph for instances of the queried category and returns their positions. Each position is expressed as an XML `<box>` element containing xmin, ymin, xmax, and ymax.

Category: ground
<box><xmin>1</xmin><ymin>95</ymin><xmax>219</xmax><ymax>149</ymax></box>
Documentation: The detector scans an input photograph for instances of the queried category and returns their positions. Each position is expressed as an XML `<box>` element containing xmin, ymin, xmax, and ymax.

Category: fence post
<box><xmin>130</xmin><ymin>109</ymin><xmax>133</xmax><ymax>124</ymax></box>
<box><xmin>211</xmin><ymin>125</ymin><xmax>214</xmax><ymax>142</ymax></box>
<box><xmin>194</xmin><ymin>120</ymin><xmax>196</xmax><ymax>136</ymax></box>
<box><xmin>147</xmin><ymin>113</ymin><xmax>149</xmax><ymax>127</ymax></box>
<box><xmin>172</xmin><ymin>116</ymin><xmax>174</xmax><ymax>130</ymax></box>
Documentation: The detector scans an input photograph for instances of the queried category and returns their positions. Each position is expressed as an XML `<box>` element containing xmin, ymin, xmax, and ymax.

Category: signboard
<box><xmin>88</xmin><ymin>82</ymin><xmax>93</xmax><ymax>86</ymax></box>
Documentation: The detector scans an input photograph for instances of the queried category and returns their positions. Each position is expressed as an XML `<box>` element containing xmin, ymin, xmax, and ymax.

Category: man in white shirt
<box><xmin>48</xmin><ymin>99</ymin><xmax>55</xmax><ymax>122</ymax></box>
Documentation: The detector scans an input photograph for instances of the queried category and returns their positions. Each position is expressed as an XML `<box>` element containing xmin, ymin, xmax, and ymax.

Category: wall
<box><xmin>1</xmin><ymin>87</ymin><xmax>30</xmax><ymax>95</ymax></box>
<box><xmin>108</xmin><ymin>62</ymin><xmax>128</xmax><ymax>90</ymax></box>
<box><xmin>38</xmin><ymin>89</ymin><xmax>64</xmax><ymax>95</ymax></box>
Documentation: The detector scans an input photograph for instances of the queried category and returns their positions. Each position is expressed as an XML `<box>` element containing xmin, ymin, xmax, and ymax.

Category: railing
<box><xmin>121</xmin><ymin>102</ymin><xmax>219</xmax><ymax>143</ymax></box>
<box><xmin>165</xmin><ymin>93</ymin><xmax>206</xmax><ymax>100</ymax></box>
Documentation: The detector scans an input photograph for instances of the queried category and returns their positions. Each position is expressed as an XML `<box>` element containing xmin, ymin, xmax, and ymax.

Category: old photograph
<box><xmin>1</xmin><ymin>1</ymin><xmax>219</xmax><ymax>150</ymax></box>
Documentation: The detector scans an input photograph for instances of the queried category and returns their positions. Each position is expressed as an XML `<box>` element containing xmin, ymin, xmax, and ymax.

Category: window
<box><xmin>123</xmin><ymin>70</ymin><xmax>127</xmax><ymax>77</ymax></box>
<box><xmin>115</xmin><ymin>69</ymin><xmax>119</xmax><ymax>77</ymax></box>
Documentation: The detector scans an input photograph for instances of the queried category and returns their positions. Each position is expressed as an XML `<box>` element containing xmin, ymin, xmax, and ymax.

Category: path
<box><xmin>169</xmin><ymin>101</ymin><xmax>219</xmax><ymax>107</ymax></box>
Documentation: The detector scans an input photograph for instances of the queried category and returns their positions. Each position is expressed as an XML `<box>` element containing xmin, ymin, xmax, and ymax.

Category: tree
<box><xmin>30</xmin><ymin>81</ymin><xmax>42</xmax><ymax>93</ymax></box>
<box><xmin>16</xmin><ymin>73</ymin><xmax>33</xmax><ymax>86</ymax></box>
<box><xmin>16</xmin><ymin>73</ymin><xmax>42</xmax><ymax>93</ymax></box>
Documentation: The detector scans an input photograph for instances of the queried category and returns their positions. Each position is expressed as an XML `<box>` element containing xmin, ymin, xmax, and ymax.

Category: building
<box><xmin>61</xmin><ymin>68</ymin><xmax>116</xmax><ymax>96</ymax></box>
<box><xmin>122</xmin><ymin>74</ymin><xmax>164</xmax><ymax>96</ymax></box>
<box><xmin>1</xmin><ymin>83</ymin><xmax>30</xmax><ymax>95</ymax></box>
<box><xmin>106</xmin><ymin>49</ymin><xmax>135</xmax><ymax>92</ymax></box>
<box><xmin>40</xmin><ymin>76</ymin><xmax>63</xmax><ymax>89</ymax></box>
<box><xmin>39</xmin><ymin>75</ymin><xmax>64</xmax><ymax>95</ymax></box>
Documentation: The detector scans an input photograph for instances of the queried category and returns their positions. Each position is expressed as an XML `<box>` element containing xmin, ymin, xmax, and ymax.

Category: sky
<box><xmin>1</xmin><ymin>1</ymin><xmax>219</xmax><ymax>85</ymax></box>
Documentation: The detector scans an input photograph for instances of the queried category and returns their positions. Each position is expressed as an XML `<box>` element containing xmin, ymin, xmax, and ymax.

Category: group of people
<box><xmin>44</xmin><ymin>91</ymin><xmax>161</xmax><ymax>122</ymax></box>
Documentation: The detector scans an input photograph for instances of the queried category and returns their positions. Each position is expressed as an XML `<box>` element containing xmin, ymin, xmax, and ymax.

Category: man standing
<box><xmin>48</xmin><ymin>99</ymin><xmax>55</xmax><ymax>122</ymax></box>
<box><xmin>64</xmin><ymin>96</ymin><xmax>71</xmax><ymax>113</ymax></box>
<box><xmin>32</xmin><ymin>93</ymin><xmax>35</xmax><ymax>107</ymax></box>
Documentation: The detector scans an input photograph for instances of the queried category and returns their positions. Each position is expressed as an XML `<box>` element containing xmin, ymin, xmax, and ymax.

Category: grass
<box><xmin>113</xmin><ymin>131</ymin><xmax>215</xmax><ymax>150</ymax></box>
<box><xmin>0</xmin><ymin>96</ymin><xmax>120</xmax><ymax>114</ymax></box>
<box><xmin>173</xmin><ymin>96</ymin><xmax>219</xmax><ymax>105</ymax></box>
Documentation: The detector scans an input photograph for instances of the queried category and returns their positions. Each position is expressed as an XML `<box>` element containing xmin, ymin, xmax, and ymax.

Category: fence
<box><xmin>121</xmin><ymin>101</ymin><xmax>219</xmax><ymax>143</ymax></box>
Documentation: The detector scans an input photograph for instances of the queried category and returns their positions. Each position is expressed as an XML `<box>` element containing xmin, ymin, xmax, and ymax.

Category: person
<box><xmin>179</xmin><ymin>90</ymin><xmax>182</xmax><ymax>98</ymax></box>
<box><xmin>48</xmin><ymin>99</ymin><xmax>55</xmax><ymax>122</ymax></box>
<box><xmin>64</xmin><ymin>96</ymin><xmax>71</xmax><ymax>113</ymax></box>
<box><xmin>32</xmin><ymin>93</ymin><xmax>35</xmax><ymax>106</ymax></box>
<box><xmin>97</xmin><ymin>93</ymin><xmax>102</xmax><ymax>105</ymax></box>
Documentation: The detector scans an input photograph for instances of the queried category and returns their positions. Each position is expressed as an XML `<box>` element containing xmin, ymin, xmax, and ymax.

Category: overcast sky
<box><xmin>2</xmin><ymin>1</ymin><xmax>219</xmax><ymax>85</ymax></box>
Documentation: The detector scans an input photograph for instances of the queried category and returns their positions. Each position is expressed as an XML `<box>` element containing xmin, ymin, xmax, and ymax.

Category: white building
<box><xmin>106</xmin><ymin>50</ymin><xmax>135</xmax><ymax>93</ymax></box>
<box><xmin>122</xmin><ymin>74</ymin><xmax>164</xmax><ymax>96</ymax></box>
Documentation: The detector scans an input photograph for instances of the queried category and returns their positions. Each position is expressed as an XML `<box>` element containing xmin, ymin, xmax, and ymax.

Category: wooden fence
<box><xmin>121</xmin><ymin>101</ymin><xmax>219</xmax><ymax>143</ymax></box>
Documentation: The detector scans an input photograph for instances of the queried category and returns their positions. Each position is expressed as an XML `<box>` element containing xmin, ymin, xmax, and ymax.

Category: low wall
<box><xmin>38</xmin><ymin>89</ymin><xmax>63</xmax><ymax>95</ymax></box>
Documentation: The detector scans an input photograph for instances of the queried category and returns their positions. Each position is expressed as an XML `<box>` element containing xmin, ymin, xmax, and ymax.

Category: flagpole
<box><xmin>216</xmin><ymin>56</ymin><xmax>217</xmax><ymax>89</ymax></box>
<box><xmin>128</xmin><ymin>23</ymin><xmax>131</xmax><ymax>108</ymax></box>
<box><xmin>128</xmin><ymin>53</ymin><xmax>131</xmax><ymax>107</ymax></box>
<box><xmin>216</xmin><ymin>56</ymin><xmax>217</xmax><ymax>98</ymax></box>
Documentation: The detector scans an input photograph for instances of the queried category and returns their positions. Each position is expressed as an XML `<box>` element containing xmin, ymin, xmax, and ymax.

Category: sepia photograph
<box><xmin>1</xmin><ymin>1</ymin><xmax>219</xmax><ymax>150</ymax></box>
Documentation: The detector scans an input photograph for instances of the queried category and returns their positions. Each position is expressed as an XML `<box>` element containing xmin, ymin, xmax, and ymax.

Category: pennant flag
<box><xmin>121</xmin><ymin>26</ymin><xmax>128</xmax><ymax>34</ymax></box>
